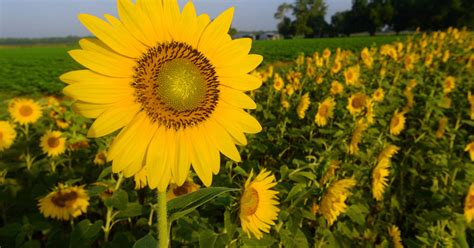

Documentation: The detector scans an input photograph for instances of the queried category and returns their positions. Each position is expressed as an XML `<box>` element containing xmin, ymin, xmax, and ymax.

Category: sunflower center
<box><xmin>468</xmin><ymin>195</ymin><xmax>474</xmax><ymax>209</ymax></box>
<box><xmin>47</xmin><ymin>137</ymin><xmax>60</xmax><ymax>148</ymax></box>
<box><xmin>19</xmin><ymin>105</ymin><xmax>33</xmax><ymax>117</ymax></box>
<box><xmin>240</xmin><ymin>187</ymin><xmax>259</xmax><ymax>216</ymax></box>
<box><xmin>132</xmin><ymin>42</ymin><xmax>219</xmax><ymax>130</ymax></box>
<box><xmin>392</xmin><ymin>116</ymin><xmax>400</xmax><ymax>127</ymax></box>
<box><xmin>155</xmin><ymin>59</ymin><xmax>207</xmax><ymax>112</ymax></box>
<box><xmin>0</xmin><ymin>132</ymin><xmax>3</xmax><ymax>140</ymax></box>
<box><xmin>319</xmin><ymin>105</ymin><xmax>329</xmax><ymax>117</ymax></box>
<box><xmin>347</xmin><ymin>71</ymin><xmax>353</xmax><ymax>80</ymax></box>
<box><xmin>352</xmin><ymin>96</ymin><xmax>365</xmax><ymax>109</ymax></box>
<box><xmin>51</xmin><ymin>191</ymin><xmax>78</xmax><ymax>207</ymax></box>
<box><xmin>173</xmin><ymin>181</ymin><xmax>193</xmax><ymax>196</ymax></box>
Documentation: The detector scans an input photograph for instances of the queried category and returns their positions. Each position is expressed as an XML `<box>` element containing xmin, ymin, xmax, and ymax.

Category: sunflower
<box><xmin>38</xmin><ymin>184</ymin><xmax>89</xmax><ymax>221</ymax></box>
<box><xmin>319</xmin><ymin>178</ymin><xmax>356</xmax><ymax>226</ymax></box>
<box><xmin>372</xmin><ymin>88</ymin><xmax>385</xmax><ymax>102</ymax></box>
<box><xmin>61</xmin><ymin>0</ymin><xmax>263</xmax><ymax>191</ymax></box>
<box><xmin>465</xmin><ymin>184</ymin><xmax>474</xmax><ymax>223</ymax></box>
<box><xmin>404</xmin><ymin>53</ymin><xmax>416</xmax><ymax>71</ymax></box>
<box><xmin>315</xmin><ymin>97</ymin><xmax>336</xmax><ymax>127</ymax></box>
<box><xmin>320</xmin><ymin>160</ymin><xmax>340</xmax><ymax>185</ymax></box>
<box><xmin>40</xmin><ymin>131</ymin><xmax>66</xmax><ymax>157</ymax></box>
<box><xmin>424</xmin><ymin>53</ymin><xmax>433</xmax><ymax>67</ymax></box>
<box><xmin>361</xmin><ymin>48</ymin><xmax>373</xmax><ymax>69</ymax></box>
<box><xmin>0</xmin><ymin>121</ymin><xmax>17</xmax><ymax>151</ymax></box>
<box><xmin>167</xmin><ymin>180</ymin><xmax>200</xmax><ymax>201</ymax></box>
<box><xmin>344</xmin><ymin>65</ymin><xmax>360</xmax><ymax>86</ymax></box>
<box><xmin>390</xmin><ymin>110</ymin><xmax>406</xmax><ymax>136</ymax></box>
<box><xmin>465</xmin><ymin>142</ymin><xmax>474</xmax><ymax>161</ymax></box>
<box><xmin>372</xmin><ymin>152</ymin><xmax>395</xmax><ymax>201</ymax></box>
<box><xmin>273</xmin><ymin>73</ymin><xmax>284</xmax><ymax>91</ymax></box>
<box><xmin>365</xmin><ymin>100</ymin><xmax>375</xmax><ymax>125</ymax></box>
<box><xmin>330</xmin><ymin>80</ymin><xmax>344</xmax><ymax>95</ymax></box>
<box><xmin>468</xmin><ymin>91</ymin><xmax>474</xmax><ymax>119</ymax></box>
<box><xmin>388</xmin><ymin>225</ymin><xmax>404</xmax><ymax>248</ymax></box>
<box><xmin>322</xmin><ymin>48</ymin><xmax>331</xmax><ymax>59</ymax></box>
<box><xmin>347</xmin><ymin>93</ymin><xmax>367</xmax><ymax>116</ymax></box>
<box><xmin>443</xmin><ymin>76</ymin><xmax>456</xmax><ymax>94</ymax></box>
<box><xmin>297</xmin><ymin>93</ymin><xmax>311</xmax><ymax>119</ymax></box>
<box><xmin>286</xmin><ymin>84</ymin><xmax>295</xmax><ymax>96</ymax></box>
<box><xmin>93</xmin><ymin>151</ymin><xmax>107</xmax><ymax>165</ymax></box>
<box><xmin>331</xmin><ymin>61</ymin><xmax>342</xmax><ymax>74</ymax></box>
<box><xmin>348</xmin><ymin>120</ymin><xmax>368</xmax><ymax>155</ymax></box>
<box><xmin>9</xmin><ymin>98</ymin><xmax>43</xmax><ymax>125</ymax></box>
<box><xmin>239</xmin><ymin>169</ymin><xmax>279</xmax><ymax>240</ymax></box>
<box><xmin>442</xmin><ymin>50</ymin><xmax>450</xmax><ymax>63</ymax></box>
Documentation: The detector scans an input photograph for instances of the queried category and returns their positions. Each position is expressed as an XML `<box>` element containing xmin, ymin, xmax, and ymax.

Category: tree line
<box><xmin>275</xmin><ymin>0</ymin><xmax>474</xmax><ymax>38</ymax></box>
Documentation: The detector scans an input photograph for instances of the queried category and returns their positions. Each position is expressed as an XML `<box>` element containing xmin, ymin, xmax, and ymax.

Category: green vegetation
<box><xmin>0</xmin><ymin>36</ymin><xmax>404</xmax><ymax>96</ymax></box>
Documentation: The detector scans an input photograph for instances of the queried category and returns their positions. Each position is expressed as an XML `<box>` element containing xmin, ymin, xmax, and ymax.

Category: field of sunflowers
<box><xmin>1</xmin><ymin>9</ymin><xmax>474</xmax><ymax>248</ymax></box>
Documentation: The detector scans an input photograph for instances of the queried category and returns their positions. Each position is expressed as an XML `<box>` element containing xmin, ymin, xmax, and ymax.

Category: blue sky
<box><xmin>0</xmin><ymin>0</ymin><xmax>351</xmax><ymax>38</ymax></box>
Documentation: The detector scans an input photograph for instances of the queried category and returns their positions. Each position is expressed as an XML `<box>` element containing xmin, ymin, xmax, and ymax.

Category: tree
<box><xmin>274</xmin><ymin>0</ymin><xmax>329</xmax><ymax>38</ymax></box>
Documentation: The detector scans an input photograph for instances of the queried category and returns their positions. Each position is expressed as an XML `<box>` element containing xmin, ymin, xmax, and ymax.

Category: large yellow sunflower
<box><xmin>0</xmin><ymin>121</ymin><xmax>17</xmax><ymax>151</ymax></box>
<box><xmin>40</xmin><ymin>131</ymin><xmax>66</xmax><ymax>157</ymax></box>
<box><xmin>315</xmin><ymin>97</ymin><xmax>336</xmax><ymax>127</ymax></box>
<box><xmin>239</xmin><ymin>169</ymin><xmax>279</xmax><ymax>240</ymax></box>
<box><xmin>61</xmin><ymin>0</ymin><xmax>262</xmax><ymax>191</ymax></box>
<box><xmin>9</xmin><ymin>98</ymin><xmax>43</xmax><ymax>125</ymax></box>
<box><xmin>38</xmin><ymin>184</ymin><xmax>89</xmax><ymax>221</ymax></box>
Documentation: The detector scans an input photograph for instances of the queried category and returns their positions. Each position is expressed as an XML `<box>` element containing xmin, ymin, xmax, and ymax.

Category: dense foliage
<box><xmin>0</xmin><ymin>28</ymin><xmax>473</xmax><ymax>247</ymax></box>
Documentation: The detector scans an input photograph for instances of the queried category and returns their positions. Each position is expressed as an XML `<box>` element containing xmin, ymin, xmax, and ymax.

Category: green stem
<box><xmin>103</xmin><ymin>173</ymin><xmax>124</xmax><ymax>242</ymax></box>
<box><xmin>157</xmin><ymin>190</ymin><xmax>168</xmax><ymax>248</ymax></box>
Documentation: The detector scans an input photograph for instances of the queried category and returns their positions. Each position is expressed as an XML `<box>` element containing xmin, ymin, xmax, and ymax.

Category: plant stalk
<box><xmin>157</xmin><ymin>190</ymin><xmax>168</xmax><ymax>248</ymax></box>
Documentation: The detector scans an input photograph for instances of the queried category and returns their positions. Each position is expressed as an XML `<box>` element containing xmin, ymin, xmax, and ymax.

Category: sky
<box><xmin>0</xmin><ymin>0</ymin><xmax>351</xmax><ymax>38</ymax></box>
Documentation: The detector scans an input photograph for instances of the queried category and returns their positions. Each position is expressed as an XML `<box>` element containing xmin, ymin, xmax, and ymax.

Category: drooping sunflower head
<box><xmin>296</xmin><ymin>93</ymin><xmax>311</xmax><ymax>119</ymax></box>
<box><xmin>388</xmin><ymin>225</ymin><xmax>404</xmax><ymax>248</ymax></box>
<box><xmin>372</xmin><ymin>158</ymin><xmax>390</xmax><ymax>201</ymax></box>
<box><xmin>319</xmin><ymin>178</ymin><xmax>356</xmax><ymax>226</ymax></box>
<box><xmin>61</xmin><ymin>0</ymin><xmax>263</xmax><ymax>191</ymax></box>
<box><xmin>93</xmin><ymin>151</ymin><xmax>107</xmax><ymax>165</ymax></box>
<box><xmin>347</xmin><ymin>93</ymin><xmax>367</xmax><ymax>116</ymax></box>
<box><xmin>239</xmin><ymin>169</ymin><xmax>279</xmax><ymax>240</ymax></box>
<box><xmin>390</xmin><ymin>110</ymin><xmax>406</xmax><ymax>136</ymax></box>
<box><xmin>167</xmin><ymin>180</ymin><xmax>200</xmax><ymax>201</ymax></box>
<box><xmin>9</xmin><ymin>98</ymin><xmax>43</xmax><ymax>125</ymax></box>
<box><xmin>38</xmin><ymin>184</ymin><xmax>89</xmax><ymax>221</ymax></box>
<box><xmin>315</xmin><ymin>97</ymin><xmax>336</xmax><ymax>127</ymax></box>
<box><xmin>0</xmin><ymin>121</ymin><xmax>17</xmax><ymax>152</ymax></box>
<box><xmin>465</xmin><ymin>184</ymin><xmax>474</xmax><ymax>223</ymax></box>
<box><xmin>40</xmin><ymin>131</ymin><xmax>66</xmax><ymax>157</ymax></box>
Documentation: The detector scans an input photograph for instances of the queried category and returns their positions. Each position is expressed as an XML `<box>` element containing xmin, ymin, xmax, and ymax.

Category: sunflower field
<box><xmin>1</xmin><ymin>2</ymin><xmax>474</xmax><ymax>247</ymax></box>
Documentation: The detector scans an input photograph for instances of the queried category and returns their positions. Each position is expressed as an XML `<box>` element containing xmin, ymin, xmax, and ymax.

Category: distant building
<box><xmin>232</xmin><ymin>32</ymin><xmax>280</xmax><ymax>40</ymax></box>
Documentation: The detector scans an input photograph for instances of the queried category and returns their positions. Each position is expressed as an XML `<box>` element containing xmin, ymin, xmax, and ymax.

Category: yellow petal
<box><xmin>68</xmin><ymin>49</ymin><xmax>134</xmax><ymax>78</ymax></box>
<box><xmin>137</xmin><ymin>0</ymin><xmax>167</xmax><ymax>42</ymax></box>
<box><xmin>216</xmin><ymin>103</ymin><xmax>262</xmax><ymax>134</ymax></box>
<box><xmin>205</xmin><ymin>119</ymin><xmax>241</xmax><ymax>162</ymax></box>
<box><xmin>217</xmin><ymin>54</ymin><xmax>263</xmax><ymax>76</ymax></box>
<box><xmin>174</xmin><ymin>1</ymin><xmax>198</xmax><ymax>47</ymax></box>
<box><xmin>189</xmin><ymin>126</ymin><xmax>213</xmax><ymax>187</ymax></box>
<box><xmin>108</xmin><ymin>112</ymin><xmax>146</xmax><ymax>162</ymax></box>
<box><xmin>60</xmin><ymin>69</ymin><xmax>130</xmax><ymax>85</ymax></box>
<box><xmin>213</xmin><ymin>109</ymin><xmax>248</xmax><ymax>146</ymax></box>
<box><xmin>78</xmin><ymin>14</ymin><xmax>144</xmax><ymax>58</ymax></box>
<box><xmin>146</xmin><ymin>126</ymin><xmax>171</xmax><ymax>192</ymax></box>
<box><xmin>63</xmin><ymin>81</ymin><xmax>133</xmax><ymax>104</ymax></box>
<box><xmin>173</xmin><ymin>130</ymin><xmax>191</xmax><ymax>186</ymax></box>
<box><xmin>213</xmin><ymin>38</ymin><xmax>252</xmax><ymax>67</ymax></box>
<box><xmin>72</xmin><ymin>101</ymin><xmax>111</xmax><ymax>118</ymax></box>
<box><xmin>87</xmin><ymin>98</ymin><xmax>140</xmax><ymax>138</ymax></box>
<box><xmin>220</xmin><ymin>74</ymin><xmax>262</xmax><ymax>91</ymax></box>
<box><xmin>220</xmin><ymin>86</ymin><xmax>256</xmax><ymax>109</ymax></box>
<box><xmin>198</xmin><ymin>7</ymin><xmax>234</xmax><ymax>61</ymax></box>
<box><xmin>117</xmin><ymin>0</ymin><xmax>155</xmax><ymax>46</ymax></box>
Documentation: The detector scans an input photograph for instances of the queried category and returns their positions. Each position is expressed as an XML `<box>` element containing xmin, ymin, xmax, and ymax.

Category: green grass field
<box><xmin>0</xmin><ymin>35</ymin><xmax>405</xmax><ymax>97</ymax></box>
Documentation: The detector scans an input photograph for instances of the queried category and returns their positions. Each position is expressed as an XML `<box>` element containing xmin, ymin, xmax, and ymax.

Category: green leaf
<box><xmin>168</xmin><ymin>187</ymin><xmax>239</xmax><ymax>222</ymax></box>
<box><xmin>104</xmin><ymin>189</ymin><xmax>128</xmax><ymax>211</ymax></box>
<box><xmin>241</xmin><ymin>234</ymin><xmax>277</xmax><ymax>247</ymax></box>
<box><xmin>116</xmin><ymin>202</ymin><xmax>143</xmax><ymax>219</ymax></box>
<box><xmin>69</xmin><ymin>219</ymin><xmax>103</xmax><ymax>248</ymax></box>
<box><xmin>98</xmin><ymin>166</ymin><xmax>112</xmax><ymax>180</ymax></box>
<box><xmin>132</xmin><ymin>234</ymin><xmax>157</xmax><ymax>248</ymax></box>
<box><xmin>345</xmin><ymin>204</ymin><xmax>368</xmax><ymax>226</ymax></box>
<box><xmin>199</xmin><ymin>230</ymin><xmax>218</xmax><ymax>248</ymax></box>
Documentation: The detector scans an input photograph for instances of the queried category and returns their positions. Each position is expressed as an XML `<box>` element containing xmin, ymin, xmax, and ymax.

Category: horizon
<box><xmin>0</xmin><ymin>0</ymin><xmax>351</xmax><ymax>39</ymax></box>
